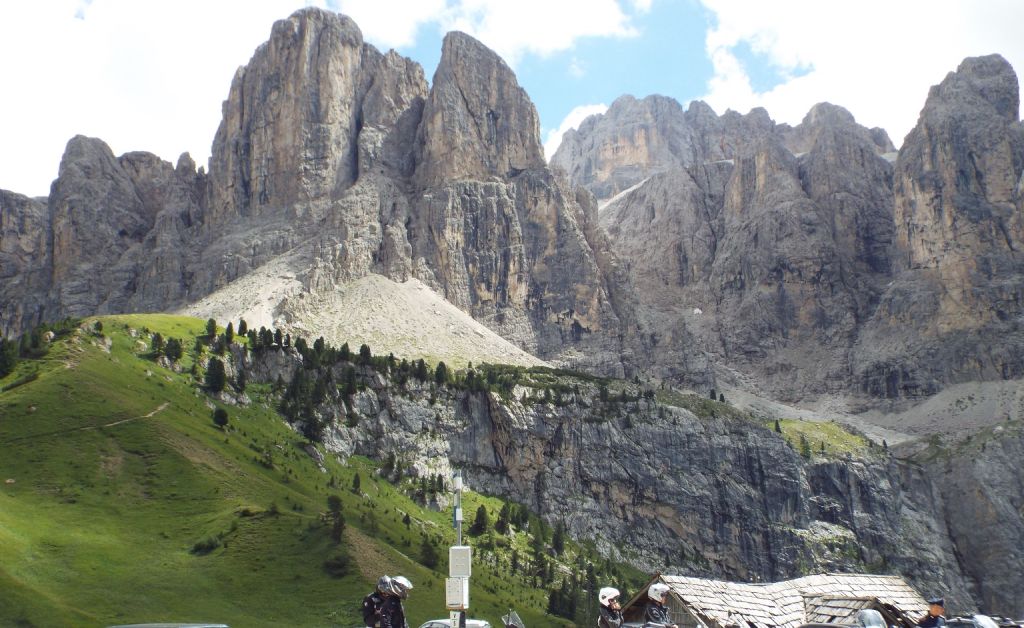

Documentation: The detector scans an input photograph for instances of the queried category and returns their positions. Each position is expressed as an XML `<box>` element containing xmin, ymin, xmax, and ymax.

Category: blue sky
<box><xmin>1</xmin><ymin>0</ymin><xmax>1023</xmax><ymax>196</ymax></box>
<box><xmin>388</xmin><ymin>0</ymin><xmax>720</xmax><ymax>154</ymax></box>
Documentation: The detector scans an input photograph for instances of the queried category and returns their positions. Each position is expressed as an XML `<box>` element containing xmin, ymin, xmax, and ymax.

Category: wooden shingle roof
<box><xmin>660</xmin><ymin>573</ymin><xmax>929</xmax><ymax>628</ymax></box>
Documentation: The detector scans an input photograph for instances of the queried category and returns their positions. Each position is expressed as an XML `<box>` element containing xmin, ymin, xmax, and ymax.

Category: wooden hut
<box><xmin>621</xmin><ymin>573</ymin><xmax>929</xmax><ymax>628</ymax></box>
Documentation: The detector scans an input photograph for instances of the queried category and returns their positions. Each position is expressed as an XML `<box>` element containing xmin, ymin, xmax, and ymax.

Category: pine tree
<box><xmin>403</xmin><ymin>513</ymin><xmax>411</xmax><ymax>528</ymax></box>
<box><xmin>151</xmin><ymin>332</ymin><xmax>165</xmax><ymax>355</ymax></box>
<box><xmin>340</xmin><ymin>342</ymin><xmax>350</xmax><ymax>361</ymax></box>
<box><xmin>327</xmin><ymin>495</ymin><xmax>345</xmax><ymax>544</ymax></box>
<box><xmin>359</xmin><ymin>343</ymin><xmax>372</xmax><ymax>364</ymax></box>
<box><xmin>800</xmin><ymin>434</ymin><xmax>812</xmax><ymax>459</ymax></box>
<box><xmin>552</xmin><ymin>521</ymin><xmax>566</xmax><ymax>555</ymax></box>
<box><xmin>435</xmin><ymin>361</ymin><xmax>449</xmax><ymax>385</ymax></box>
<box><xmin>212</xmin><ymin>407</ymin><xmax>229</xmax><ymax>428</ymax></box>
<box><xmin>774</xmin><ymin>419</ymin><xmax>782</xmax><ymax>434</ymax></box>
<box><xmin>0</xmin><ymin>337</ymin><xmax>20</xmax><ymax>377</ymax></box>
<box><xmin>225</xmin><ymin>322</ymin><xmax>234</xmax><ymax>344</ymax></box>
<box><xmin>205</xmin><ymin>318</ymin><xmax>217</xmax><ymax>339</ymax></box>
<box><xmin>496</xmin><ymin>502</ymin><xmax>512</xmax><ymax>535</ymax></box>
<box><xmin>165</xmin><ymin>338</ymin><xmax>183</xmax><ymax>363</ymax></box>
<box><xmin>205</xmin><ymin>357</ymin><xmax>227</xmax><ymax>392</ymax></box>
<box><xmin>351</xmin><ymin>473</ymin><xmax>361</xmax><ymax>494</ymax></box>
<box><xmin>237</xmin><ymin>319</ymin><xmax>248</xmax><ymax>336</ymax></box>
<box><xmin>709</xmin><ymin>388</ymin><xmax>717</xmax><ymax>400</ymax></box>
<box><xmin>420</xmin><ymin>536</ymin><xmax>439</xmax><ymax>568</ymax></box>
<box><xmin>471</xmin><ymin>505</ymin><xmax>489</xmax><ymax>535</ymax></box>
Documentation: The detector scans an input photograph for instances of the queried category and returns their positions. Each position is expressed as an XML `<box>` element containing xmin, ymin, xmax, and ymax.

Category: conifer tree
<box><xmin>205</xmin><ymin>357</ymin><xmax>227</xmax><ymax>392</ymax></box>
<box><xmin>471</xmin><ymin>505</ymin><xmax>489</xmax><ymax>535</ymax></box>
<box><xmin>0</xmin><ymin>337</ymin><xmax>20</xmax><ymax>377</ymax></box>
<box><xmin>237</xmin><ymin>319</ymin><xmax>248</xmax><ymax>336</ymax></box>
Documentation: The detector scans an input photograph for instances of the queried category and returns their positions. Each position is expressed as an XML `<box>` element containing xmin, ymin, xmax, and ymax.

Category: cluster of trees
<box><xmin>0</xmin><ymin>318</ymin><xmax>79</xmax><ymax>378</ymax></box>
<box><xmin>149</xmin><ymin>332</ymin><xmax>184</xmax><ymax>363</ymax></box>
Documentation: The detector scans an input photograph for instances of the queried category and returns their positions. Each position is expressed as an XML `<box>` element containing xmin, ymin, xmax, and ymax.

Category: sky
<box><xmin>1</xmin><ymin>0</ymin><xmax>1023</xmax><ymax>197</ymax></box>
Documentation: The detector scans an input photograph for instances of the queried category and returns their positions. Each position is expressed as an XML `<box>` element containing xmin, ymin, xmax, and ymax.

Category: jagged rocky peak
<box><xmin>415</xmin><ymin>31</ymin><xmax>545</xmax><ymax>187</ymax></box>
<box><xmin>781</xmin><ymin>102</ymin><xmax>896</xmax><ymax>155</ymax></box>
<box><xmin>551</xmin><ymin>96</ymin><xmax>783</xmax><ymax>201</ymax></box>
<box><xmin>854</xmin><ymin>54</ymin><xmax>1024</xmax><ymax>399</ymax></box>
<box><xmin>929</xmin><ymin>54</ymin><xmax>1020</xmax><ymax>122</ymax></box>
<box><xmin>550</xmin><ymin>94</ymin><xmax>689</xmax><ymax>200</ymax></box>
<box><xmin>894</xmin><ymin>53</ymin><xmax>1023</xmax><ymax>273</ymax></box>
<box><xmin>207</xmin><ymin>7</ymin><xmax>428</xmax><ymax>222</ymax></box>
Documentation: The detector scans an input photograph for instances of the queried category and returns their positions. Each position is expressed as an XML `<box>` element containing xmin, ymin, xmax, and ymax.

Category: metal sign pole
<box><xmin>448</xmin><ymin>470</ymin><xmax>470</xmax><ymax>628</ymax></box>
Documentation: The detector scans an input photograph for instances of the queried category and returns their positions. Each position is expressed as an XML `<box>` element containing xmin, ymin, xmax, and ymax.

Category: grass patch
<box><xmin>655</xmin><ymin>389</ymin><xmax>752</xmax><ymax>422</ymax></box>
<box><xmin>770</xmin><ymin>419</ymin><xmax>873</xmax><ymax>457</ymax></box>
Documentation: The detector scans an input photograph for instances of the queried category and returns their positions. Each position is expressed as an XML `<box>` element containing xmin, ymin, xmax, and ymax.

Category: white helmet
<box><xmin>648</xmin><ymin>582</ymin><xmax>670</xmax><ymax>602</ymax></box>
<box><xmin>599</xmin><ymin>587</ymin><xmax>621</xmax><ymax>606</ymax></box>
<box><xmin>376</xmin><ymin>575</ymin><xmax>392</xmax><ymax>593</ymax></box>
<box><xmin>389</xmin><ymin>575</ymin><xmax>413</xmax><ymax>599</ymax></box>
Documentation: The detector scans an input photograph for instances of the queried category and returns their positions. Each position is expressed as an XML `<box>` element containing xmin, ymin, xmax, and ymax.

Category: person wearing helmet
<box><xmin>645</xmin><ymin>582</ymin><xmax>678</xmax><ymax>628</ymax></box>
<box><xmin>598</xmin><ymin>586</ymin><xmax>623</xmax><ymax>628</ymax></box>
<box><xmin>362</xmin><ymin>575</ymin><xmax>392</xmax><ymax>627</ymax></box>
<box><xmin>380</xmin><ymin>575</ymin><xmax>413</xmax><ymax>628</ymax></box>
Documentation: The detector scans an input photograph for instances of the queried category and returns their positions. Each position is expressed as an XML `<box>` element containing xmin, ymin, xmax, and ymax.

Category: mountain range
<box><xmin>1</xmin><ymin>6</ymin><xmax>1023</xmax><ymax>618</ymax></box>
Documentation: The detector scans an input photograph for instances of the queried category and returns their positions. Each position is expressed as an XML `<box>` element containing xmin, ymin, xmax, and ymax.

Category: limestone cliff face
<box><xmin>924</xmin><ymin>428</ymin><xmax>1024</xmax><ymax>615</ymax></box>
<box><xmin>855</xmin><ymin>54</ymin><xmax>1024</xmax><ymax>398</ymax></box>
<box><xmin>415</xmin><ymin>32</ymin><xmax>545</xmax><ymax>187</ymax></box>
<box><xmin>0</xmin><ymin>135</ymin><xmax>207</xmax><ymax>337</ymax></box>
<box><xmin>569</xmin><ymin>57</ymin><xmax>1023</xmax><ymax>401</ymax></box>
<box><xmin>0</xmin><ymin>190</ymin><xmax>49</xmax><ymax>336</ymax></box>
<box><xmin>239</xmin><ymin>344</ymin><xmax>1016</xmax><ymax>614</ymax></box>
<box><xmin>598</xmin><ymin>103</ymin><xmax>895</xmax><ymax>398</ymax></box>
<box><xmin>207</xmin><ymin>8</ymin><xmax>428</xmax><ymax>223</ymax></box>
<box><xmin>551</xmin><ymin>95</ymin><xmax>778</xmax><ymax>202</ymax></box>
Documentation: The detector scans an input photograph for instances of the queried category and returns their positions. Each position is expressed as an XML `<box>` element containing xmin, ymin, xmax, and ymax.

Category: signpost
<box><xmin>448</xmin><ymin>471</ymin><xmax>469</xmax><ymax>628</ymax></box>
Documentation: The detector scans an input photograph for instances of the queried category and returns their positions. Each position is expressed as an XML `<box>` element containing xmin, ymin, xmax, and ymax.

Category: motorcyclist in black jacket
<box><xmin>379</xmin><ymin>575</ymin><xmax>413</xmax><ymax>628</ymax></box>
<box><xmin>598</xmin><ymin>586</ymin><xmax>623</xmax><ymax>628</ymax></box>
<box><xmin>644</xmin><ymin>582</ymin><xmax>678</xmax><ymax>628</ymax></box>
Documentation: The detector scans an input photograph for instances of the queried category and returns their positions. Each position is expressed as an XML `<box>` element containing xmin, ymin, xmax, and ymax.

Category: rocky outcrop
<box><xmin>562</xmin><ymin>57</ymin><xmax>1023</xmax><ymax>402</ymax></box>
<box><xmin>0</xmin><ymin>190</ymin><xmax>50</xmax><ymax>336</ymax></box>
<box><xmin>597</xmin><ymin>101</ymin><xmax>896</xmax><ymax>398</ymax></box>
<box><xmin>923</xmin><ymin>427</ymin><xmax>1024</xmax><ymax>616</ymax></box>
<box><xmin>0</xmin><ymin>136</ymin><xmax>207</xmax><ymax>337</ymax></box>
<box><xmin>207</xmin><ymin>9</ymin><xmax>428</xmax><ymax>223</ymax></box>
<box><xmin>855</xmin><ymin>54</ymin><xmax>1024</xmax><ymax>399</ymax></box>
<box><xmin>550</xmin><ymin>95</ymin><xmax>778</xmax><ymax>202</ymax></box>
<box><xmin>415</xmin><ymin>31</ymin><xmax>545</xmax><ymax>187</ymax></box>
<box><xmin>237</xmin><ymin>343</ymin><xmax>1006</xmax><ymax>614</ymax></box>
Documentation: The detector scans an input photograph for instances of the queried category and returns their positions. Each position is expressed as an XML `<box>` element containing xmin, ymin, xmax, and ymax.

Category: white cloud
<box><xmin>698</xmin><ymin>0</ymin><xmax>1024</xmax><ymax>147</ymax></box>
<box><xmin>333</xmin><ymin>0</ymin><xmax>446</xmax><ymax>48</ymax></box>
<box><xmin>439</xmin><ymin>0</ymin><xmax>638</xmax><ymax>66</ymax></box>
<box><xmin>543</xmin><ymin>103</ymin><xmax>609</xmax><ymax>160</ymax></box>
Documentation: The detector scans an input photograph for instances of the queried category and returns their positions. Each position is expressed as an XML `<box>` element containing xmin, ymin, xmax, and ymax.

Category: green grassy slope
<box><xmin>0</xmin><ymin>315</ymin><xmax>601</xmax><ymax>627</ymax></box>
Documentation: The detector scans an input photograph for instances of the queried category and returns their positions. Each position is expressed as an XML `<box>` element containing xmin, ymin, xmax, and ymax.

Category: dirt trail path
<box><xmin>1</xmin><ymin>402</ymin><xmax>170</xmax><ymax>445</ymax></box>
